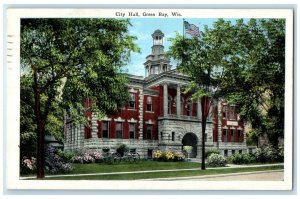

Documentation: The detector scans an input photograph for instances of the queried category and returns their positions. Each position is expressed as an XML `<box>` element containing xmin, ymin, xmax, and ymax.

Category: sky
<box><xmin>125</xmin><ymin>18</ymin><xmax>220</xmax><ymax>76</ymax></box>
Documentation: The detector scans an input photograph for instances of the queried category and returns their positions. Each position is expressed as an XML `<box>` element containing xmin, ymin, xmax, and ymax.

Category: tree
<box><xmin>168</xmin><ymin>18</ymin><xmax>285</xmax><ymax>169</ymax></box>
<box><xmin>21</xmin><ymin>18</ymin><xmax>139</xmax><ymax>178</ymax></box>
<box><xmin>168</xmin><ymin>33</ymin><xmax>224</xmax><ymax>170</ymax></box>
<box><xmin>20</xmin><ymin>75</ymin><xmax>64</xmax><ymax>162</ymax></box>
<box><xmin>204</xmin><ymin>19</ymin><xmax>285</xmax><ymax>148</ymax></box>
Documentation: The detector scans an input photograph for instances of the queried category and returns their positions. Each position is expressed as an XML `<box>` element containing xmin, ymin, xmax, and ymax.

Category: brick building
<box><xmin>64</xmin><ymin>29</ymin><xmax>248</xmax><ymax>158</ymax></box>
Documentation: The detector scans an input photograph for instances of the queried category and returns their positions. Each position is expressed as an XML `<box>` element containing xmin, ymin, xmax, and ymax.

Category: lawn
<box><xmin>45</xmin><ymin>165</ymin><xmax>283</xmax><ymax>180</ymax></box>
<box><xmin>22</xmin><ymin>160</ymin><xmax>283</xmax><ymax>180</ymax></box>
<box><xmin>70</xmin><ymin>160</ymin><xmax>201</xmax><ymax>174</ymax></box>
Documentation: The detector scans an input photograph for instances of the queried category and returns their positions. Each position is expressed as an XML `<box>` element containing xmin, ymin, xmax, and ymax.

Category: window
<box><xmin>102</xmin><ymin>121</ymin><xmax>109</xmax><ymax>138</ymax></box>
<box><xmin>146</xmin><ymin>96</ymin><xmax>152</xmax><ymax>111</ymax></box>
<box><xmin>231</xmin><ymin>129</ymin><xmax>235</xmax><ymax>142</ymax></box>
<box><xmin>223</xmin><ymin>129</ymin><xmax>227</xmax><ymax>142</ymax></box>
<box><xmin>160</xmin><ymin>132</ymin><xmax>163</xmax><ymax>140</ymax></box>
<box><xmin>238</xmin><ymin>130</ymin><xmax>242</xmax><ymax>142</ymax></box>
<box><xmin>222</xmin><ymin>105</ymin><xmax>227</xmax><ymax>118</ymax></box>
<box><xmin>229</xmin><ymin>105</ymin><xmax>235</xmax><ymax>120</ymax></box>
<box><xmin>116</xmin><ymin>122</ymin><xmax>123</xmax><ymax>139</ymax></box>
<box><xmin>147</xmin><ymin>149</ymin><xmax>153</xmax><ymax>159</ymax></box>
<box><xmin>224</xmin><ymin>149</ymin><xmax>228</xmax><ymax>157</ymax></box>
<box><xmin>129</xmin><ymin>123</ymin><xmax>135</xmax><ymax>139</ymax></box>
<box><xmin>180</xmin><ymin>96</ymin><xmax>184</xmax><ymax>115</ymax></box>
<box><xmin>129</xmin><ymin>93</ymin><xmax>135</xmax><ymax>109</ymax></box>
<box><xmin>146</xmin><ymin>125</ymin><xmax>152</xmax><ymax>140</ymax></box>
<box><xmin>249</xmin><ymin>148</ymin><xmax>253</xmax><ymax>154</ymax></box>
<box><xmin>163</xmin><ymin>64</ymin><xmax>167</xmax><ymax>72</ymax></box>
<box><xmin>232</xmin><ymin>150</ymin><xmax>235</xmax><ymax>155</ymax></box>
<box><xmin>168</xmin><ymin>96</ymin><xmax>172</xmax><ymax>114</ymax></box>
<box><xmin>154</xmin><ymin>66</ymin><xmax>158</xmax><ymax>74</ymax></box>
<box><xmin>172</xmin><ymin>132</ymin><xmax>175</xmax><ymax>141</ymax></box>
<box><xmin>187</xmin><ymin>98</ymin><xmax>193</xmax><ymax>116</ymax></box>
<box><xmin>239</xmin><ymin>150</ymin><xmax>243</xmax><ymax>154</ymax></box>
<box><xmin>204</xmin><ymin>133</ymin><xmax>208</xmax><ymax>142</ymax></box>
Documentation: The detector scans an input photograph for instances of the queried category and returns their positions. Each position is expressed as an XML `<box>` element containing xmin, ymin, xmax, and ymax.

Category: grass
<box><xmin>69</xmin><ymin>160</ymin><xmax>201</xmax><ymax>174</ymax></box>
<box><xmin>42</xmin><ymin>164</ymin><xmax>283</xmax><ymax>180</ymax></box>
<box><xmin>21</xmin><ymin>160</ymin><xmax>284</xmax><ymax>180</ymax></box>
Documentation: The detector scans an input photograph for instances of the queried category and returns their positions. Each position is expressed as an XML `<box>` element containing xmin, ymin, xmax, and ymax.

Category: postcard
<box><xmin>5</xmin><ymin>8</ymin><xmax>293</xmax><ymax>190</ymax></box>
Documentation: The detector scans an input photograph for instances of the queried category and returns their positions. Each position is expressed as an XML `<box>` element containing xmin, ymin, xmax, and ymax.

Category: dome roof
<box><xmin>152</xmin><ymin>29</ymin><xmax>164</xmax><ymax>37</ymax></box>
<box><xmin>153</xmin><ymin>29</ymin><xmax>163</xmax><ymax>34</ymax></box>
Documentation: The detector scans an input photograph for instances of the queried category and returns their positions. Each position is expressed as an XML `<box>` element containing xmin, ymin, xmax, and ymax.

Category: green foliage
<box><xmin>20</xmin><ymin>18</ymin><xmax>139</xmax><ymax>176</ymax></box>
<box><xmin>168</xmin><ymin>18</ymin><xmax>285</xmax><ymax>148</ymax></box>
<box><xmin>205</xmin><ymin>148</ymin><xmax>220</xmax><ymax>158</ymax></box>
<box><xmin>116</xmin><ymin>143</ymin><xmax>129</xmax><ymax>157</ymax></box>
<box><xmin>228</xmin><ymin>145</ymin><xmax>284</xmax><ymax>165</ymax></box>
<box><xmin>254</xmin><ymin>145</ymin><xmax>284</xmax><ymax>163</ymax></box>
<box><xmin>246</xmin><ymin>130</ymin><xmax>259</xmax><ymax>146</ymax></box>
<box><xmin>57</xmin><ymin>150</ymin><xmax>76</xmax><ymax>162</ymax></box>
<box><xmin>207</xmin><ymin>154</ymin><xmax>227</xmax><ymax>167</ymax></box>
<box><xmin>228</xmin><ymin>153</ymin><xmax>256</xmax><ymax>164</ymax></box>
<box><xmin>205</xmin><ymin>19</ymin><xmax>285</xmax><ymax>147</ymax></box>
<box><xmin>20</xmin><ymin>75</ymin><xmax>64</xmax><ymax>159</ymax></box>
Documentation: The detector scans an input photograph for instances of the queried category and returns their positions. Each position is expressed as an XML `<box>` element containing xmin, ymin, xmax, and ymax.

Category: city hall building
<box><xmin>64</xmin><ymin>30</ymin><xmax>248</xmax><ymax>159</ymax></box>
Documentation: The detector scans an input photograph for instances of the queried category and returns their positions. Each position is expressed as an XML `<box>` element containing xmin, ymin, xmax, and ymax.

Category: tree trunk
<box><xmin>200</xmin><ymin>96</ymin><xmax>210</xmax><ymax>170</ymax></box>
<box><xmin>33</xmin><ymin>69</ymin><xmax>45</xmax><ymax>179</ymax></box>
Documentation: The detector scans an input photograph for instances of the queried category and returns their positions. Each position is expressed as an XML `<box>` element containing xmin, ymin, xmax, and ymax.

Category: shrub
<box><xmin>173</xmin><ymin>152</ymin><xmax>185</xmax><ymax>161</ymax></box>
<box><xmin>57</xmin><ymin>150</ymin><xmax>76</xmax><ymax>162</ymax></box>
<box><xmin>205</xmin><ymin>148</ymin><xmax>220</xmax><ymax>158</ymax></box>
<box><xmin>89</xmin><ymin>151</ymin><xmax>103</xmax><ymax>163</ymax></box>
<box><xmin>254</xmin><ymin>145</ymin><xmax>283</xmax><ymax>163</ymax></box>
<box><xmin>207</xmin><ymin>154</ymin><xmax>227</xmax><ymax>167</ymax></box>
<box><xmin>153</xmin><ymin>150</ymin><xmax>184</xmax><ymax>162</ymax></box>
<box><xmin>116</xmin><ymin>143</ymin><xmax>129</xmax><ymax>157</ymax></box>
<box><xmin>44</xmin><ymin>145</ymin><xmax>73</xmax><ymax>174</ymax></box>
<box><xmin>228</xmin><ymin>153</ymin><xmax>256</xmax><ymax>164</ymax></box>
<box><xmin>20</xmin><ymin>156</ymin><xmax>36</xmax><ymax>174</ymax></box>
<box><xmin>73</xmin><ymin>152</ymin><xmax>95</xmax><ymax>164</ymax></box>
<box><xmin>153</xmin><ymin>150</ymin><xmax>163</xmax><ymax>160</ymax></box>
<box><xmin>72</xmin><ymin>150</ymin><xmax>104</xmax><ymax>164</ymax></box>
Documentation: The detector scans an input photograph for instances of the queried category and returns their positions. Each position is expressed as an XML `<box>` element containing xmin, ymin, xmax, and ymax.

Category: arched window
<box><xmin>168</xmin><ymin>95</ymin><xmax>172</xmax><ymax>114</ymax></box>
<box><xmin>187</xmin><ymin>98</ymin><xmax>193</xmax><ymax>116</ymax></box>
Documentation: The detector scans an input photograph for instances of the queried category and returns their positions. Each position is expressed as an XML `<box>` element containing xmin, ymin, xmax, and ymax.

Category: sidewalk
<box><xmin>20</xmin><ymin>163</ymin><xmax>283</xmax><ymax>180</ymax></box>
<box><xmin>140</xmin><ymin>169</ymin><xmax>284</xmax><ymax>181</ymax></box>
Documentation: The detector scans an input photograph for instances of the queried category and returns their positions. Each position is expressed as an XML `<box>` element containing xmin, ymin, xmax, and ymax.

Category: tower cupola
<box><xmin>144</xmin><ymin>30</ymin><xmax>171</xmax><ymax>77</ymax></box>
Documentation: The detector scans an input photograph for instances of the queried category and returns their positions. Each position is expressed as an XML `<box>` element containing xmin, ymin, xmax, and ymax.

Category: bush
<box><xmin>44</xmin><ymin>145</ymin><xmax>73</xmax><ymax>174</ymax></box>
<box><xmin>173</xmin><ymin>152</ymin><xmax>185</xmax><ymax>161</ymax></box>
<box><xmin>254</xmin><ymin>145</ymin><xmax>283</xmax><ymax>163</ymax></box>
<box><xmin>72</xmin><ymin>153</ymin><xmax>95</xmax><ymax>164</ymax></box>
<box><xmin>72</xmin><ymin>150</ymin><xmax>104</xmax><ymax>164</ymax></box>
<box><xmin>20</xmin><ymin>156</ymin><xmax>36</xmax><ymax>174</ymax></box>
<box><xmin>228</xmin><ymin>153</ymin><xmax>256</xmax><ymax>164</ymax></box>
<box><xmin>57</xmin><ymin>150</ymin><xmax>76</xmax><ymax>162</ymax></box>
<box><xmin>207</xmin><ymin>154</ymin><xmax>227</xmax><ymax>167</ymax></box>
<box><xmin>116</xmin><ymin>143</ymin><xmax>129</xmax><ymax>157</ymax></box>
<box><xmin>153</xmin><ymin>150</ymin><xmax>184</xmax><ymax>162</ymax></box>
<box><xmin>205</xmin><ymin>148</ymin><xmax>220</xmax><ymax>158</ymax></box>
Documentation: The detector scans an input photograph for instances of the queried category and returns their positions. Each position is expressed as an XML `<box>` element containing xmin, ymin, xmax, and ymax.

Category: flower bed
<box><xmin>153</xmin><ymin>150</ymin><xmax>185</xmax><ymax>162</ymax></box>
<box><xmin>72</xmin><ymin>150</ymin><xmax>104</xmax><ymax>164</ymax></box>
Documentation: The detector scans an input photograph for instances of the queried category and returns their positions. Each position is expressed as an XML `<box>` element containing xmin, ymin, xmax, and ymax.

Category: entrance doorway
<box><xmin>182</xmin><ymin>133</ymin><xmax>198</xmax><ymax>158</ymax></box>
